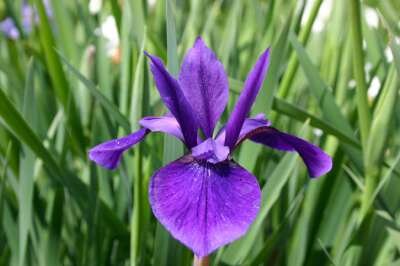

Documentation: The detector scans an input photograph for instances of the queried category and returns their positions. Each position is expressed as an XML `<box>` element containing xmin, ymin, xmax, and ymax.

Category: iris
<box><xmin>89</xmin><ymin>37</ymin><xmax>332</xmax><ymax>257</ymax></box>
<box><xmin>0</xmin><ymin>1</ymin><xmax>52</xmax><ymax>40</ymax></box>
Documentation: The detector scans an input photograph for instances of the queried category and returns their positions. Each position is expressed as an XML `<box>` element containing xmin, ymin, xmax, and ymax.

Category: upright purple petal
<box><xmin>0</xmin><ymin>18</ymin><xmax>20</xmax><ymax>40</ymax></box>
<box><xmin>179</xmin><ymin>37</ymin><xmax>229</xmax><ymax>137</ymax></box>
<box><xmin>21</xmin><ymin>4</ymin><xmax>35</xmax><ymax>34</ymax></box>
<box><xmin>43</xmin><ymin>0</ymin><xmax>53</xmax><ymax>18</ymax></box>
<box><xmin>139</xmin><ymin>115</ymin><xmax>184</xmax><ymax>141</ymax></box>
<box><xmin>216</xmin><ymin>114</ymin><xmax>271</xmax><ymax>145</ymax></box>
<box><xmin>248</xmin><ymin>127</ymin><xmax>332</xmax><ymax>177</ymax></box>
<box><xmin>224</xmin><ymin>48</ymin><xmax>270</xmax><ymax>149</ymax></box>
<box><xmin>149</xmin><ymin>155</ymin><xmax>261</xmax><ymax>257</ymax></box>
<box><xmin>191</xmin><ymin>138</ymin><xmax>229</xmax><ymax>164</ymax></box>
<box><xmin>145</xmin><ymin>52</ymin><xmax>198</xmax><ymax>148</ymax></box>
<box><xmin>89</xmin><ymin>128</ymin><xmax>148</xmax><ymax>170</ymax></box>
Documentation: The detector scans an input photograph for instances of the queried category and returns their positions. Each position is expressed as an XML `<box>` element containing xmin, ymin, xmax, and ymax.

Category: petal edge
<box><xmin>89</xmin><ymin>128</ymin><xmax>148</xmax><ymax>170</ymax></box>
<box><xmin>250</xmin><ymin>127</ymin><xmax>332</xmax><ymax>177</ymax></box>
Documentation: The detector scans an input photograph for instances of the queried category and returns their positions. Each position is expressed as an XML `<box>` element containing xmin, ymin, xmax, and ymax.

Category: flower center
<box><xmin>191</xmin><ymin>138</ymin><xmax>229</xmax><ymax>164</ymax></box>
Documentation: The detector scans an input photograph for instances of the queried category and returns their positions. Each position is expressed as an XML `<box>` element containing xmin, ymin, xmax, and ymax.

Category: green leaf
<box><xmin>278</xmin><ymin>0</ymin><xmax>324</xmax><ymax>98</ymax></box>
<box><xmin>58</xmin><ymin>51</ymin><xmax>132</xmax><ymax>133</ymax></box>
<box><xmin>0</xmin><ymin>87</ymin><xmax>128</xmax><ymax>239</ymax></box>
<box><xmin>239</xmin><ymin>14</ymin><xmax>293</xmax><ymax>171</ymax></box>
<box><xmin>290</xmin><ymin>34</ymin><xmax>364</xmax><ymax>171</ymax></box>
<box><xmin>33</xmin><ymin>0</ymin><xmax>86</xmax><ymax>155</ymax></box>
<box><xmin>272</xmin><ymin>98</ymin><xmax>360</xmax><ymax>148</ymax></box>
<box><xmin>349</xmin><ymin>0</ymin><xmax>371</xmax><ymax>149</ymax></box>
<box><xmin>18</xmin><ymin>59</ymin><xmax>36</xmax><ymax>266</ymax></box>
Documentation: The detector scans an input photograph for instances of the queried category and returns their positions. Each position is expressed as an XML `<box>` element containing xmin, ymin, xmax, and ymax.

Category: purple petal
<box><xmin>224</xmin><ymin>48</ymin><xmax>270</xmax><ymax>149</ymax></box>
<box><xmin>149</xmin><ymin>156</ymin><xmax>261</xmax><ymax>257</ymax></box>
<box><xmin>215</xmin><ymin>114</ymin><xmax>271</xmax><ymax>145</ymax></box>
<box><xmin>139</xmin><ymin>115</ymin><xmax>184</xmax><ymax>141</ymax></box>
<box><xmin>89</xmin><ymin>128</ymin><xmax>148</xmax><ymax>170</ymax></box>
<box><xmin>179</xmin><ymin>37</ymin><xmax>229</xmax><ymax>137</ymax></box>
<box><xmin>191</xmin><ymin>138</ymin><xmax>229</xmax><ymax>164</ymax></box>
<box><xmin>145</xmin><ymin>52</ymin><xmax>198</xmax><ymax>148</ymax></box>
<box><xmin>0</xmin><ymin>18</ymin><xmax>20</xmax><ymax>40</ymax></box>
<box><xmin>43</xmin><ymin>0</ymin><xmax>53</xmax><ymax>18</ymax></box>
<box><xmin>249</xmin><ymin>127</ymin><xmax>332</xmax><ymax>177</ymax></box>
<box><xmin>21</xmin><ymin>4</ymin><xmax>35</xmax><ymax>34</ymax></box>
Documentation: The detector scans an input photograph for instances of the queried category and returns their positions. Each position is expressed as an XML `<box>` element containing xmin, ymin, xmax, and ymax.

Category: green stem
<box><xmin>130</xmin><ymin>146</ymin><xmax>143</xmax><ymax>266</ymax></box>
<box><xmin>350</xmin><ymin>0</ymin><xmax>373</xmax><ymax>224</ymax></box>
<box><xmin>349</xmin><ymin>0</ymin><xmax>371</xmax><ymax>150</ymax></box>
<box><xmin>278</xmin><ymin>0</ymin><xmax>323</xmax><ymax>99</ymax></box>
<box><xmin>193</xmin><ymin>256</ymin><xmax>209</xmax><ymax>266</ymax></box>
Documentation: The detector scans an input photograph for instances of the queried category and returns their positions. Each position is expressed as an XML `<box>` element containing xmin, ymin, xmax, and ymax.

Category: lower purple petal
<box><xmin>88</xmin><ymin>128</ymin><xmax>148</xmax><ymax>170</ymax></box>
<box><xmin>250</xmin><ymin>128</ymin><xmax>332</xmax><ymax>177</ymax></box>
<box><xmin>149</xmin><ymin>155</ymin><xmax>261</xmax><ymax>257</ymax></box>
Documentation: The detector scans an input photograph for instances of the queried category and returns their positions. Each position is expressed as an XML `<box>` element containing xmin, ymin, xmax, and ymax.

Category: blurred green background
<box><xmin>0</xmin><ymin>0</ymin><xmax>399</xmax><ymax>265</ymax></box>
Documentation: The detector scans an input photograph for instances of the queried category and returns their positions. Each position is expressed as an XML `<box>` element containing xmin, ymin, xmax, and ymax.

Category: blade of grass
<box><xmin>217</xmin><ymin>0</ymin><xmax>241</xmax><ymax>66</ymax></box>
<box><xmin>130</xmin><ymin>0</ymin><xmax>145</xmax><ymax>46</ymax></box>
<box><xmin>50</xmin><ymin>0</ymin><xmax>78</xmax><ymax>64</ymax></box>
<box><xmin>272</xmin><ymin>98</ymin><xmax>360</xmax><ymax>148</ymax></box>
<box><xmin>278</xmin><ymin>0</ymin><xmax>323</xmax><ymax>98</ymax></box>
<box><xmin>0</xmin><ymin>87</ymin><xmax>128</xmax><ymax>239</ymax></box>
<box><xmin>362</xmin><ymin>64</ymin><xmax>398</xmax><ymax>219</ymax></box>
<box><xmin>33</xmin><ymin>0</ymin><xmax>86</xmax><ymax>156</ymax></box>
<box><xmin>18</xmin><ymin>59</ymin><xmax>36</xmax><ymax>266</ymax></box>
<box><xmin>110</xmin><ymin>0</ymin><xmax>122</xmax><ymax>32</ymax></box>
<box><xmin>2</xmin><ymin>202</ymin><xmax>18</xmax><ymax>266</ymax></box>
<box><xmin>350</xmin><ymin>0</ymin><xmax>371</xmax><ymax>150</ymax></box>
<box><xmin>290</xmin><ymin>34</ymin><xmax>364</xmax><ymax>171</ymax></box>
<box><xmin>0</xmin><ymin>143</ymin><xmax>12</xmax><ymax>234</ymax></box>
<box><xmin>43</xmin><ymin>189</ymin><xmax>64</xmax><ymax>266</ymax></box>
<box><xmin>247</xmin><ymin>186</ymin><xmax>306</xmax><ymax>266</ymax></box>
<box><xmin>119</xmin><ymin>0</ymin><xmax>134</xmax><ymax>117</ymax></box>
<box><xmin>58</xmin><ymin>51</ymin><xmax>131</xmax><ymax>133</ymax></box>
<box><xmin>239</xmin><ymin>14</ymin><xmax>293</xmax><ymax>171</ymax></box>
<box><xmin>130</xmin><ymin>36</ymin><xmax>146</xmax><ymax>266</ymax></box>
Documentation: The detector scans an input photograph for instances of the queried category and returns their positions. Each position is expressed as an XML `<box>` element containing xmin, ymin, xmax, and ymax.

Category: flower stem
<box><xmin>193</xmin><ymin>256</ymin><xmax>209</xmax><ymax>266</ymax></box>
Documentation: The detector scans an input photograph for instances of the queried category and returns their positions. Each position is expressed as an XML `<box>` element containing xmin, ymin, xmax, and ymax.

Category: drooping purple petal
<box><xmin>139</xmin><ymin>115</ymin><xmax>184</xmax><ymax>141</ymax></box>
<box><xmin>247</xmin><ymin>127</ymin><xmax>332</xmax><ymax>177</ymax></box>
<box><xmin>191</xmin><ymin>138</ymin><xmax>229</xmax><ymax>164</ymax></box>
<box><xmin>216</xmin><ymin>113</ymin><xmax>271</xmax><ymax>145</ymax></box>
<box><xmin>0</xmin><ymin>18</ymin><xmax>20</xmax><ymax>40</ymax></box>
<box><xmin>89</xmin><ymin>128</ymin><xmax>148</xmax><ymax>170</ymax></box>
<box><xmin>145</xmin><ymin>52</ymin><xmax>198</xmax><ymax>148</ymax></box>
<box><xmin>224</xmin><ymin>48</ymin><xmax>270</xmax><ymax>149</ymax></box>
<box><xmin>149</xmin><ymin>155</ymin><xmax>261</xmax><ymax>257</ymax></box>
<box><xmin>179</xmin><ymin>37</ymin><xmax>229</xmax><ymax>137</ymax></box>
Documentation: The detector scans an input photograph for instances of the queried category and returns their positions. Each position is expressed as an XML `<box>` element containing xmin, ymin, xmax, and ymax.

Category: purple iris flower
<box><xmin>0</xmin><ymin>18</ymin><xmax>20</xmax><ymax>40</ymax></box>
<box><xmin>0</xmin><ymin>1</ymin><xmax>52</xmax><ymax>40</ymax></box>
<box><xmin>89</xmin><ymin>37</ymin><xmax>332</xmax><ymax>257</ymax></box>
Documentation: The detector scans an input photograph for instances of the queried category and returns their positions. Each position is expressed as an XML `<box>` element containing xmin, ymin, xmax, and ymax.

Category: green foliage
<box><xmin>0</xmin><ymin>0</ymin><xmax>399</xmax><ymax>265</ymax></box>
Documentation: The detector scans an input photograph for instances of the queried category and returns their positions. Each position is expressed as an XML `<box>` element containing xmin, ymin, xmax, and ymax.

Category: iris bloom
<box><xmin>0</xmin><ymin>1</ymin><xmax>52</xmax><ymax>40</ymax></box>
<box><xmin>89</xmin><ymin>37</ymin><xmax>332</xmax><ymax>257</ymax></box>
